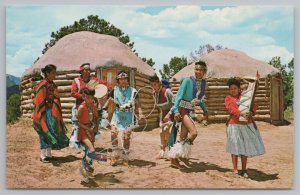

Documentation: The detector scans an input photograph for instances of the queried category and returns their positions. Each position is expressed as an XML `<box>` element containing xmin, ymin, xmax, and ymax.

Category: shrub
<box><xmin>7</xmin><ymin>94</ymin><xmax>21</xmax><ymax>124</ymax></box>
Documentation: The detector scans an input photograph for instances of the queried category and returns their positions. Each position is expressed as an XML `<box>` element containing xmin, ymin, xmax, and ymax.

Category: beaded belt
<box><xmin>116</xmin><ymin>107</ymin><xmax>134</xmax><ymax>112</ymax></box>
<box><xmin>179</xmin><ymin>100</ymin><xmax>194</xmax><ymax>110</ymax></box>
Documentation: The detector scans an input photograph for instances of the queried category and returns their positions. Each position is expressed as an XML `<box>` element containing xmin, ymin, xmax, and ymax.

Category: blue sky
<box><xmin>6</xmin><ymin>5</ymin><xmax>294</xmax><ymax>77</ymax></box>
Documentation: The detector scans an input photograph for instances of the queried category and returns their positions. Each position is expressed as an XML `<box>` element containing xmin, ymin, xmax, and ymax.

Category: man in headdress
<box><xmin>71</xmin><ymin>63</ymin><xmax>112</xmax><ymax>101</ymax></box>
<box><xmin>168</xmin><ymin>60</ymin><xmax>208</xmax><ymax>169</ymax></box>
<box><xmin>69</xmin><ymin>63</ymin><xmax>112</xmax><ymax>148</ymax></box>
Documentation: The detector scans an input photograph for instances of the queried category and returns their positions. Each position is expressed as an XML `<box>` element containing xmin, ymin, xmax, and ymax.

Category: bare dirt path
<box><xmin>6</xmin><ymin>118</ymin><xmax>293</xmax><ymax>189</ymax></box>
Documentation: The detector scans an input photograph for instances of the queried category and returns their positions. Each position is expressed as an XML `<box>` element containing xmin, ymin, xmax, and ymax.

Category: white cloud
<box><xmin>6</xmin><ymin>5</ymin><xmax>293</xmax><ymax>77</ymax></box>
<box><xmin>247</xmin><ymin>45</ymin><xmax>294</xmax><ymax>65</ymax></box>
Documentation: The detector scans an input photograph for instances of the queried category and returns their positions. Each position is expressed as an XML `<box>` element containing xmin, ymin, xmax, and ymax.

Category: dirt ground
<box><xmin>6</xmin><ymin>118</ymin><xmax>294</xmax><ymax>189</ymax></box>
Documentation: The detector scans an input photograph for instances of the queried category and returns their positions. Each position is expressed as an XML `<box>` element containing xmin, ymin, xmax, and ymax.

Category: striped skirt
<box><xmin>226</xmin><ymin>123</ymin><xmax>265</xmax><ymax>157</ymax></box>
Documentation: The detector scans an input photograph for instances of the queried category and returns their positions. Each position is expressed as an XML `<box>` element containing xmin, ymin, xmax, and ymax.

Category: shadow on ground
<box><xmin>50</xmin><ymin>155</ymin><xmax>81</xmax><ymax>166</ymax></box>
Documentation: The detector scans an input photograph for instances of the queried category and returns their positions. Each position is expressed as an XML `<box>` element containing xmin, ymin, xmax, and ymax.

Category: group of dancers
<box><xmin>32</xmin><ymin>61</ymin><xmax>265</xmax><ymax>183</ymax></box>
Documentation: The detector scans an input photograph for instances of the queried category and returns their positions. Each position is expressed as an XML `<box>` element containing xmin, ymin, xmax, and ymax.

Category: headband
<box><xmin>195</xmin><ymin>64</ymin><xmax>207</xmax><ymax>69</ymax></box>
<box><xmin>117</xmin><ymin>72</ymin><xmax>128</xmax><ymax>79</ymax></box>
<box><xmin>79</xmin><ymin>64</ymin><xmax>90</xmax><ymax>72</ymax></box>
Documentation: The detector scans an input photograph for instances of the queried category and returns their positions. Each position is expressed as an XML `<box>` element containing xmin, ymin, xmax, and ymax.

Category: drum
<box><xmin>94</xmin><ymin>84</ymin><xmax>108</xmax><ymax>99</ymax></box>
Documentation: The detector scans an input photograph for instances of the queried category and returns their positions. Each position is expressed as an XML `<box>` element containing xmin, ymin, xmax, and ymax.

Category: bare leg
<box><xmin>157</xmin><ymin>128</ymin><xmax>166</xmax><ymax>159</ymax></box>
<box><xmin>82</xmin><ymin>138</ymin><xmax>95</xmax><ymax>153</ymax></box>
<box><xmin>123</xmin><ymin>131</ymin><xmax>131</xmax><ymax>151</ymax></box>
<box><xmin>81</xmin><ymin>138</ymin><xmax>95</xmax><ymax>180</ymax></box>
<box><xmin>231</xmin><ymin>154</ymin><xmax>238</xmax><ymax>173</ymax></box>
<box><xmin>170</xmin><ymin>158</ymin><xmax>184</xmax><ymax>169</ymax></box>
<box><xmin>160</xmin><ymin>130</ymin><xmax>166</xmax><ymax>149</ymax></box>
<box><xmin>182</xmin><ymin>114</ymin><xmax>197</xmax><ymax>142</ymax></box>
<box><xmin>178</xmin><ymin>115</ymin><xmax>196</xmax><ymax>168</ymax></box>
<box><xmin>111</xmin><ymin>126</ymin><xmax>118</xmax><ymax>147</ymax></box>
<box><xmin>110</xmin><ymin>126</ymin><xmax>119</xmax><ymax>165</ymax></box>
<box><xmin>241</xmin><ymin>155</ymin><xmax>248</xmax><ymax>172</ymax></box>
<box><xmin>163</xmin><ymin>124</ymin><xmax>171</xmax><ymax>148</ymax></box>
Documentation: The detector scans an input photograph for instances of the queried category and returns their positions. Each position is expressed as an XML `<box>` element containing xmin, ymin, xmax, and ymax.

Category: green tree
<box><xmin>159</xmin><ymin>56</ymin><xmax>188</xmax><ymax>80</ymax></box>
<box><xmin>268</xmin><ymin>57</ymin><xmax>294</xmax><ymax>110</ymax></box>
<box><xmin>7</xmin><ymin>94</ymin><xmax>21</xmax><ymax>124</ymax></box>
<box><xmin>142</xmin><ymin>57</ymin><xmax>155</xmax><ymax>67</ymax></box>
<box><xmin>40</xmin><ymin>15</ymin><xmax>156</xmax><ymax>67</ymax></box>
<box><xmin>189</xmin><ymin>44</ymin><xmax>223</xmax><ymax>63</ymax></box>
<box><xmin>42</xmin><ymin>15</ymin><xmax>134</xmax><ymax>54</ymax></box>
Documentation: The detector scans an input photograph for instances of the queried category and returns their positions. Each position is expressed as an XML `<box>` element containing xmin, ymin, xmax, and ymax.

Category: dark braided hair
<box><xmin>41</xmin><ymin>64</ymin><xmax>56</xmax><ymax>78</ymax></box>
<box><xmin>149</xmin><ymin>74</ymin><xmax>160</xmax><ymax>82</ymax></box>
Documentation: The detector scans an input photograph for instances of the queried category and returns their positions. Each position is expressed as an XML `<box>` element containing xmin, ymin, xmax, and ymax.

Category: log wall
<box><xmin>134</xmin><ymin>72</ymin><xmax>159</xmax><ymax>131</ymax></box>
<box><xmin>20</xmin><ymin>70</ymin><xmax>159</xmax><ymax>130</ymax></box>
<box><xmin>171</xmin><ymin>77</ymin><xmax>272</xmax><ymax>123</ymax></box>
<box><xmin>20</xmin><ymin>70</ymin><xmax>96</xmax><ymax>123</ymax></box>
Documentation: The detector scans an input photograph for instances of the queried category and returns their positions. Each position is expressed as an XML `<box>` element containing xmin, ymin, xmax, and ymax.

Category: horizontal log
<box><xmin>254</xmin><ymin>98</ymin><xmax>269</xmax><ymax>103</ymax></box>
<box><xmin>21</xmin><ymin>88</ymin><xmax>34</xmax><ymax>95</ymax></box>
<box><xmin>206</xmin><ymin>89</ymin><xmax>229</xmax><ymax>94</ymax></box>
<box><xmin>140</xmin><ymin>104</ymin><xmax>158</xmax><ymax>109</ymax></box>
<box><xmin>253</xmin><ymin>114</ymin><xmax>271</xmax><ymax>119</ymax></box>
<box><xmin>255</xmin><ymin>100</ymin><xmax>270</xmax><ymax>104</ymax></box>
<box><xmin>255</xmin><ymin>94</ymin><xmax>270</xmax><ymax>98</ymax></box>
<box><xmin>141</xmin><ymin>109</ymin><xmax>159</xmax><ymax>114</ymax></box>
<box><xmin>23</xmin><ymin>108</ymin><xmax>33</xmax><ymax>112</ymax></box>
<box><xmin>195</xmin><ymin>110</ymin><xmax>228</xmax><ymax>115</ymax></box>
<box><xmin>208</xmin><ymin>115</ymin><xmax>229</xmax><ymax>121</ymax></box>
<box><xmin>62</xmin><ymin>109</ymin><xmax>72</xmax><ymax>114</ymax></box>
<box><xmin>22</xmin><ymin>113</ymin><xmax>33</xmax><ymax>118</ymax></box>
<box><xmin>63</xmin><ymin>118</ymin><xmax>72</xmax><ymax>123</ymax></box>
<box><xmin>58</xmin><ymin>86</ymin><xmax>71</xmax><ymax>93</ymax></box>
<box><xmin>138</xmin><ymin>93</ymin><xmax>155</xmax><ymax>99</ymax></box>
<box><xmin>136</xmin><ymin>79</ymin><xmax>150</xmax><ymax>85</ymax></box>
<box><xmin>21</xmin><ymin>104</ymin><xmax>34</xmax><ymax>109</ymax></box>
<box><xmin>61</xmin><ymin>103</ymin><xmax>75</xmax><ymax>109</ymax></box>
<box><xmin>135</xmin><ymin>75</ymin><xmax>150</xmax><ymax>84</ymax></box>
<box><xmin>21</xmin><ymin>99</ymin><xmax>33</xmax><ymax>105</ymax></box>
<box><xmin>207</xmin><ymin>78</ymin><xmax>267</xmax><ymax>82</ymax></box>
<box><xmin>141</xmin><ymin>114</ymin><xmax>159</xmax><ymax>120</ymax></box>
<box><xmin>207</xmin><ymin>86</ymin><xmax>229</xmax><ymax>89</ymax></box>
<box><xmin>171</xmin><ymin>83</ymin><xmax>180</xmax><ymax>87</ymax></box>
<box><xmin>55</xmin><ymin>73</ymin><xmax>80</xmax><ymax>80</ymax></box>
<box><xmin>60</xmin><ymin>100</ymin><xmax>76</xmax><ymax>104</ymax></box>
<box><xmin>135</xmin><ymin>83</ymin><xmax>149</xmax><ymax>89</ymax></box>
<box><xmin>256</xmin><ymin>110</ymin><xmax>270</xmax><ymax>115</ymax></box>
<box><xmin>206</xmin><ymin>94</ymin><xmax>227</xmax><ymax>99</ymax></box>
<box><xmin>135</xmin><ymin>84</ymin><xmax>154</xmax><ymax>91</ymax></box>
<box><xmin>20</xmin><ymin>78</ymin><xmax>32</xmax><ymax>85</ymax></box>
<box><xmin>21</xmin><ymin>95</ymin><xmax>31</xmax><ymax>100</ymax></box>
<box><xmin>60</xmin><ymin>97</ymin><xmax>76</xmax><ymax>102</ymax></box>
<box><xmin>135</xmin><ymin>72</ymin><xmax>150</xmax><ymax>78</ymax></box>
<box><xmin>138</xmin><ymin>118</ymin><xmax>158</xmax><ymax>124</ymax></box>
<box><xmin>54</xmin><ymin>80</ymin><xmax>73</xmax><ymax>86</ymax></box>
<box><xmin>59</xmin><ymin>92</ymin><xmax>72</xmax><ymax>97</ymax></box>
<box><xmin>256</xmin><ymin>105</ymin><xmax>270</xmax><ymax>109</ymax></box>
<box><xmin>19</xmin><ymin>83</ymin><xmax>31</xmax><ymax>90</ymax></box>
<box><xmin>207</xmin><ymin>78</ymin><xmax>230</xmax><ymax>82</ymax></box>
<box><xmin>139</xmin><ymin>99</ymin><xmax>155</xmax><ymax>104</ymax></box>
<box><xmin>206</xmin><ymin>102</ymin><xmax>226</xmax><ymax>107</ymax></box>
<box><xmin>205</xmin><ymin>107</ymin><xmax>228</xmax><ymax>111</ymax></box>
<box><xmin>56</xmin><ymin>70</ymin><xmax>86</xmax><ymax>75</ymax></box>
<box><xmin>135</xmin><ymin>87</ymin><xmax>153</xmax><ymax>94</ymax></box>
<box><xmin>206</xmin><ymin>98</ymin><xmax>226</xmax><ymax>103</ymax></box>
<box><xmin>256</xmin><ymin>90</ymin><xmax>270</xmax><ymax>94</ymax></box>
<box><xmin>62</xmin><ymin>113</ymin><xmax>72</xmax><ymax>118</ymax></box>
